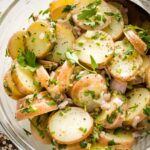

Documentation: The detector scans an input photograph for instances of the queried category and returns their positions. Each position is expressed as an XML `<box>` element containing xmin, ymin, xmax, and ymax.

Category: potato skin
<box><xmin>70</xmin><ymin>74</ymin><xmax>107</xmax><ymax>112</ymax></box>
<box><xmin>124</xmin><ymin>29</ymin><xmax>147</xmax><ymax>55</ymax></box>
<box><xmin>30</xmin><ymin>114</ymin><xmax>51</xmax><ymax>144</ymax></box>
<box><xmin>103</xmin><ymin>3</ymin><xmax>124</xmax><ymax>41</ymax></box>
<box><xmin>26</xmin><ymin>20</ymin><xmax>55</xmax><ymax>58</ymax></box>
<box><xmin>3</xmin><ymin>69</ymin><xmax>24</xmax><ymax>100</ymax></box>
<box><xmin>99</xmin><ymin>131</ymin><xmax>135</xmax><ymax>150</ymax></box>
<box><xmin>8</xmin><ymin>31</ymin><xmax>25</xmax><ymax>59</ymax></box>
<box><xmin>50</xmin><ymin>0</ymin><xmax>75</xmax><ymax>21</ymax></box>
<box><xmin>16</xmin><ymin>91</ymin><xmax>58</xmax><ymax>120</ymax></box>
<box><xmin>11</xmin><ymin>62</ymin><xmax>39</xmax><ymax>95</ymax></box>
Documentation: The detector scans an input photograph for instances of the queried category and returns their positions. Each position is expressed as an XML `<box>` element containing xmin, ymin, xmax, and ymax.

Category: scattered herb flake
<box><xmin>23</xmin><ymin>128</ymin><xmax>31</xmax><ymax>136</ymax></box>
<box><xmin>105</xmin><ymin>12</ymin><xmax>122</xmax><ymax>22</ymax></box>
<box><xmin>143</xmin><ymin>105</ymin><xmax>150</xmax><ymax>116</ymax></box>
<box><xmin>90</xmin><ymin>55</ymin><xmax>98</xmax><ymax>71</ymax></box>
<box><xmin>79</xmin><ymin>127</ymin><xmax>87</xmax><ymax>133</ymax></box>
<box><xmin>62</xmin><ymin>5</ymin><xmax>76</xmax><ymax>13</ymax></box>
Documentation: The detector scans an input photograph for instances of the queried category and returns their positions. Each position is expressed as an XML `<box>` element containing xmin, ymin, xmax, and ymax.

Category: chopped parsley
<box><xmin>143</xmin><ymin>105</ymin><xmax>150</xmax><ymax>116</ymax></box>
<box><xmin>23</xmin><ymin>128</ymin><xmax>31</xmax><ymax>136</ymax></box>
<box><xmin>105</xmin><ymin>12</ymin><xmax>122</xmax><ymax>22</ymax></box>
<box><xmin>46</xmin><ymin>100</ymin><xmax>57</xmax><ymax>106</ymax></box>
<box><xmin>33</xmin><ymin>80</ymin><xmax>41</xmax><ymax>87</ymax></box>
<box><xmin>128</xmin><ymin>104</ymin><xmax>138</xmax><ymax>111</ymax></box>
<box><xmin>80</xmin><ymin>140</ymin><xmax>88</xmax><ymax>148</ymax></box>
<box><xmin>3</xmin><ymin>81</ymin><xmax>12</xmax><ymax>93</ymax></box>
<box><xmin>84</xmin><ymin>90</ymin><xmax>95</xmax><ymax>97</ymax></box>
<box><xmin>65</xmin><ymin>50</ymin><xmax>96</xmax><ymax>73</ymax></box>
<box><xmin>124</xmin><ymin>44</ymin><xmax>134</xmax><ymax>58</ymax></box>
<box><xmin>79</xmin><ymin>127</ymin><xmax>87</xmax><ymax>133</ymax></box>
<box><xmin>62</xmin><ymin>5</ymin><xmax>76</xmax><ymax>13</ymax></box>
<box><xmin>21</xmin><ymin>105</ymin><xmax>37</xmax><ymax>113</ymax></box>
<box><xmin>107</xmin><ymin>111</ymin><xmax>117</xmax><ymax>124</ymax></box>
<box><xmin>42</xmin><ymin>8</ymin><xmax>49</xmax><ymax>15</ymax></box>
<box><xmin>90</xmin><ymin>55</ymin><xmax>98</xmax><ymax>71</ymax></box>
<box><xmin>48</xmin><ymin>79</ymin><xmax>59</xmax><ymax>86</ymax></box>
<box><xmin>17</xmin><ymin>50</ymin><xmax>39</xmax><ymax>72</ymax></box>
<box><xmin>78</xmin><ymin>8</ymin><xmax>97</xmax><ymax>20</ymax></box>
<box><xmin>125</xmin><ymin>25</ymin><xmax>150</xmax><ymax>49</ymax></box>
<box><xmin>108</xmin><ymin>139</ymin><xmax>116</xmax><ymax>146</ymax></box>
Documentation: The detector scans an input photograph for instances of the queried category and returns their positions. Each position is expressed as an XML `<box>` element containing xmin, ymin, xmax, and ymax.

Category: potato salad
<box><xmin>3</xmin><ymin>0</ymin><xmax>150</xmax><ymax>149</ymax></box>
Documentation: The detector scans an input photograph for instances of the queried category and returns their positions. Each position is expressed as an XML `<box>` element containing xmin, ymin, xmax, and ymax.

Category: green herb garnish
<box><xmin>23</xmin><ymin>128</ymin><xmax>31</xmax><ymax>136</ymax></box>
<box><xmin>107</xmin><ymin>111</ymin><xmax>117</xmax><ymax>124</ymax></box>
<box><xmin>79</xmin><ymin>127</ymin><xmax>87</xmax><ymax>133</ymax></box>
<box><xmin>143</xmin><ymin>105</ymin><xmax>150</xmax><ymax>116</ymax></box>
<box><xmin>108</xmin><ymin>139</ymin><xmax>116</xmax><ymax>146</ymax></box>
<box><xmin>105</xmin><ymin>12</ymin><xmax>122</xmax><ymax>22</ymax></box>
<box><xmin>17</xmin><ymin>50</ymin><xmax>39</xmax><ymax>72</ymax></box>
<box><xmin>62</xmin><ymin>5</ymin><xmax>76</xmax><ymax>13</ymax></box>
<box><xmin>46</xmin><ymin>100</ymin><xmax>57</xmax><ymax>106</ymax></box>
<box><xmin>90</xmin><ymin>55</ymin><xmax>98</xmax><ymax>71</ymax></box>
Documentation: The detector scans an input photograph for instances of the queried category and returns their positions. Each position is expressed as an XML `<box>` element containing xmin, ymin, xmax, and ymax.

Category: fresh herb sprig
<box><xmin>65</xmin><ymin>50</ymin><xmax>97</xmax><ymax>73</ymax></box>
<box><xmin>125</xmin><ymin>25</ymin><xmax>150</xmax><ymax>49</ymax></box>
<box><xmin>17</xmin><ymin>50</ymin><xmax>39</xmax><ymax>72</ymax></box>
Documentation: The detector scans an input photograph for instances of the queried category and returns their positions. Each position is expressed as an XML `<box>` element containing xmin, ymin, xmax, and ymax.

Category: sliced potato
<box><xmin>65</xmin><ymin>143</ymin><xmax>114</xmax><ymax>150</ymax></box>
<box><xmin>38</xmin><ymin>60</ymin><xmax>58</xmax><ymax>70</ymax></box>
<box><xmin>26</xmin><ymin>20</ymin><xmax>55</xmax><ymax>58</ymax></box>
<box><xmin>30</xmin><ymin>114</ymin><xmax>51</xmax><ymax>144</ymax></box>
<box><xmin>11</xmin><ymin>62</ymin><xmax>39</xmax><ymax>95</ymax></box>
<box><xmin>145</xmin><ymin>66</ymin><xmax>150</xmax><ymax>89</ymax></box>
<box><xmin>124</xmin><ymin>88</ymin><xmax>150</xmax><ymax>127</ymax></box>
<box><xmin>99</xmin><ymin>130</ymin><xmax>135</xmax><ymax>150</ymax></box>
<box><xmin>51</xmin><ymin>23</ymin><xmax>75</xmax><ymax>62</ymax></box>
<box><xmin>72</xmin><ymin>0</ymin><xmax>111</xmax><ymax>30</ymax></box>
<box><xmin>96</xmin><ymin>92</ymin><xmax>125</xmax><ymax>129</ymax></box>
<box><xmin>36</xmin><ymin>61</ymin><xmax>74</xmax><ymax>101</ymax></box>
<box><xmin>71</xmin><ymin>74</ymin><xmax>108</xmax><ymax>112</ymax></box>
<box><xmin>107</xmin><ymin>39</ymin><xmax>143</xmax><ymax>81</ymax></box>
<box><xmin>109</xmin><ymin>2</ymin><xmax>128</xmax><ymax>25</ymax></box>
<box><xmin>3</xmin><ymin>69</ymin><xmax>24</xmax><ymax>100</ymax></box>
<box><xmin>138</xmin><ymin>55</ymin><xmax>150</xmax><ymax>79</ymax></box>
<box><xmin>103</xmin><ymin>4</ymin><xmax>124</xmax><ymax>40</ymax></box>
<box><xmin>74</xmin><ymin>31</ymin><xmax>114</xmax><ymax>67</ymax></box>
<box><xmin>16</xmin><ymin>91</ymin><xmax>58</xmax><ymax>120</ymax></box>
<box><xmin>124</xmin><ymin>29</ymin><xmax>147</xmax><ymax>55</ymax></box>
<box><xmin>7</xmin><ymin>31</ymin><xmax>25</xmax><ymax>59</ymax></box>
<box><xmin>50</xmin><ymin>0</ymin><xmax>75</xmax><ymax>21</ymax></box>
<box><xmin>89</xmin><ymin>144</ymin><xmax>115</xmax><ymax>150</ymax></box>
<box><xmin>48</xmin><ymin>107</ymin><xmax>93</xmax><ymax>145</ymax></box>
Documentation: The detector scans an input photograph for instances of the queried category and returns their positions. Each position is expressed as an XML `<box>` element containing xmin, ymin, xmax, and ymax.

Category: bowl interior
<box><xmin>0</xmin><ymin>0</ymin><xmax>150</xmax><ymax>149</ymax></box>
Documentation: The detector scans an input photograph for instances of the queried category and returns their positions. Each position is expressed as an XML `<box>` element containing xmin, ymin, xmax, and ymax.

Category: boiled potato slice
<box><xmin>99</xmin><ymin>130</ymin><xmax>135</xmax><ymax>150</ymax></box>
<box><xmin>36</xmin><ymin>61</ymin><xmax>74</xmax><ymax>101</ymax></box>
<box><xmin>30</xmin><ymin>114</ymin><xmax>51</xmax><ymax>144</ymax></box>
<box><xmin>70</xmin><ymin>74</ymin><xmax>108</xmax><ymax>112</ymax></box>
<box><xmin>48</xmin><ymin>107</ymin><xmax>93</xmax><ymax>144</ymax></box>
<box><xmin>124</xmin><ymin>29</ymin><xmax>147</xmax><ymax>55</ymax></box>
<box><xmin>51</xmin><ymin>23</ymin><xmax>75</xmax><ymax>63</ymax></box>
<box><xmin>38</xmin><ymin>60</ymin><xmax>58</xmax><ymax>70</ymax></box>
<box><xmin>11</xmin><ymin>62</ymin><xmax>39</xmax><ymax>95</ymax></box>
<box><xmin>107</xmin><ymin>39</ymin><xmax>143</xmax><ymax>81</ymax></box>
<box><xmin>145</xmin><ymin>66</ymin><xmax>150</xmax><ymax>89</ymax></box>
<box><xmin>65</xmin><ymin>143</ymin><xmax>113</xmax><ymax>150</ymax></box>
<box><xmin>103</xmin><ymin>4</ymin><xmax>124</xmax><ymax>40</ymax></box>
<box><xmin>3</xmin><ymin>69</ymin><xmax>24</xmax><ymax>100</ymax></box>
<box><xmin>109</xmin><ymin>2</ymin><xmax>128</xmax><ymax>25</ymax></box>
<box><xmin>72</xmin><ymin>0</ymin><xmax>111</xmax><ymax>30</ymax></box>
<box><xmin>74</xmin><ymin>31</ymin><xmax>114</xmax><ymax>67</ymax></box>
<box><xmin>7</xmin><ymin>31</ymin><xmax>25</xmax><ymax>59</ymax></box>
<box><xmin>96</xmin><ymin>92</ymin><xmax>125</xmax><ymax>129</ymax></box>
<box><xmin>26</xmin><ymin>20</ymin><xmax>55</xmax><ymax>58</ymax></box>
<box><xmin>124</xmin><ymin>88</ymin><xmax>150</xmax><ymax>127</ymax></box>
<box><xmin>50</xmin><ymin>0</ymin><xmax>75</xmax><ymax>21</ymax></box>
<box><xmin>16</xmin><ymin>91</ymin><xmax>58</xmax><ymax>120</ymax></box>
<box><xmin>138</xmin><ymin>55</ymin><xmax>150</xmax><ymax>79</ymax></box>
<box><xmin>89</xmin><ymin>144</ymin><xmax>114</xmax><ymax>150</ymax></box>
